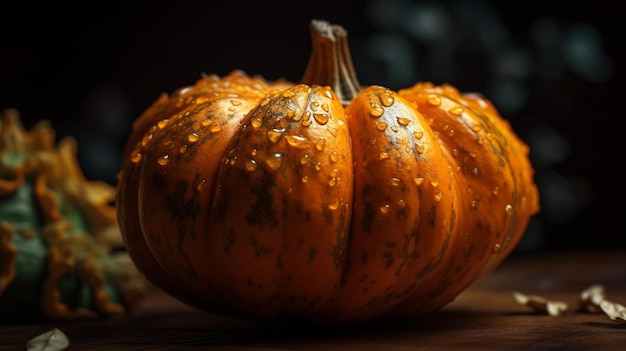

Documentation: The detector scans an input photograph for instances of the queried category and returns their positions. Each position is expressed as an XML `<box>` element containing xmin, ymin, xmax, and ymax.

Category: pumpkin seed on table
<box><xmin>26</xmin><ymin>328</ymin><xmax>69</xmax><ymax>351</ymax></box>
<box><xmin>115</xmin><ymin>19</ymin><xmax>540</xmax><ymax>325</ymax></box>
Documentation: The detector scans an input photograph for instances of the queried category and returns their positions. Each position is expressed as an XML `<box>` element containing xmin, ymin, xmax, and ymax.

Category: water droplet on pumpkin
<box><xmin>390</xmin><ymin>177</ymin><xmax>401</xmax><ymax>187</ymax></box>
<box><xmin>141</xmin><ymin>133</ymin><xmax>153</xmax><ymax>146</ymax></box>
<box><xmin>492</xmin><ymin>186</ymin><xmax>500</xmax><ymax>196</ymax></box>
<box><xmin>300</xmin><ymin>154</ymin><xmax>310</xmax><ymax>165</ymax></box>
<box><xmin>302</xmin><ymin>119</ymin><xmax>312</xmax><ymax>127</ymax></box>
<box><xmin>471</xmin><ymin>124</ymin><xmax>481</xmax><ymax>132</ymax></box>
<box><xmin>286</xmin><ymin>109</ymin><xmax>296</xmax><ymax>119</ymax></box>
<box><xmin>328</xmin><ymin>201</ymin><xmax>339</xmax><ymax>210</ymax></box>
<box><xmin>433</xmin><ymin>190</ymin><xmax>443</xmax><ymax>202</ymax></box>
<box><xmin>376</xmin><ymin>121</ymin><xmax>388</xmax><ymax>131</ymax></box>
<box><xmin>246</xmin><ymin>159</ymin><xmax>258</xmax><ymax>171</ymax></box>
<box><xmin>251</xmin><ymin>118</ymin><xmax>263</xmax><ymax>128</ymax></box>
<box><xmin>414</xmin><ymin>131</ymin><xmax>424</xmax><ymax>139</ymax></box>
<box><xmin>492</xmin><ymin>243</ymin><xmax>502</xmax><ymax>254</ymax></box>
<box><xmin>413</xmin><ymin>177</ymin><xmax>424</xmax><ymax>185</ymax></box>
<box><xmin>251</xmin><ymin>148</ymin><xmax>258</xmax><ymax>156</ymax></box>
<box><xmin>369</xmin><ymin>105</ymin><xmax>384</xmax><ymax>117</ymax></box>
<box><xmin>379</xmin><ymin>152</ymin><xmax>390</xmax><ymax>160</ymax></box>
<box><xmin>315</xmin><ymin>138</ymin><xmax>326</xmax><ymax>151</ymax></box>
<box><xmin>282</xmin><ymin>90</ymin><xmax>295</xmax><ymax>98</ymax></box>
<box><xmin>328</xmin><ymin>178</ymin><xmax>337</xmax><ymax>187</ymax></box>
<box><xmin>470</xmin><ymin>149</ymin><xmax>478</xmax><ymax>158</ymax></box>
<box><xmin>195</xmin><ymin>96</ymin><xmax>209</xmax><ymax>104</ymax></box>
<box><xmin>187</xmin><ymin>132</ymin><xmax>199</xmax><ymax>142</ymax></box>
<box><xmin>471</xmin><ymin>199</ymin><xmax>478</xmax><ymax>208</ymax></box>
<box><xmin>381</xmin><ymin>94</ymin><xmax>394</xmax><ymax>107</ymax></box>
<box><xmin>379</xmin><ymin>204</ymin><xmax>390</xmax><ymax>214</ymax></box>
<box><xmin>449</xmin><ymin>107</ymin><xmax>464</xmax><ymax>115</ymax></box>
<box><xmin>397</xmin><ymin>199</ymin><xmax>406</xmax><ymax>208</ymax></box>
<box><xmin>313</xmin><ymin>113</ymin><xmax>329</xmax><ymax>125</ymax></box>
<box><xmin>179</xmin><ymin>145</ymin><xmax>188</xmax><ymax>153</ymax></box>
<box><xmin>310</xmin><ymin>101</ymin><xmax>319</xmax><ymax>109</ymax></box>
<box><xmin>201</xmin><ymin>119</ymin><xmax>213</xmax><ymax>127</ymax></box>
<box><xmin>416</xmin><ymin>144</ymin><xmax>425</xmax><ymax>154</ymax></box>
<box><xmin>301</xmin><ymin>175</ymin><xmax>309</xmax><ymax>183</ymax></box>
<box><xmin>130</xmin><ymin>152</ymin><xmax>142</xmax><ymax>163</ymax></box>
<box><xmin>157</xmin><ymin>119</ymin><xmax>169</xmax><ymax>129</ymax></box>
<box><xmin>427</xmin><ymin>95</ymin><xmax>442</xmax><ymax>106</ymax></box>
<box><xmin>431</xmin><ymin>179</ymin><xmax>439</xmax><ymax>187</ymax></box>
<box><xmin>230</xmin><ymin>99</ymin><xmax>241</xmax><ymax>106</ymax></box>
<box><xmin>397</xmin><ymin>117</ymin><xmax>411</xmax><ymax>126</ymax></box>
<box><xmin>267</xmin><ymin>128</ymin><xmax>285</xmax><ymax>143</ymax></box>
<box><xmin>472</xmin><ymin>167</ymin><xmax>479</xmax><ymax>175</ymax></box>
<box><xmin>210</xmin><ymin>124</ymin><xmax>222</xmax><ymax>133</ymax></box>
<box><xmin>505</xmin><ymin>204</ymin><xmax>513</xmax><ymax>215</ymax></box>
<box><xmin>286</xmin><ymin>135</ymin><xmax>308</xmax><ymax>148</ymax></box>
<box><xmin>315</xmin><ymin>161</ymin><xmax>322</xmax><ymax>171</ymax></box>
<box><xmin>321</xmin><ymin>103</ymin><xmax>330</xmax><ymax>112</ymax></box>
<box><xmin>266</xmin><ymin>153</ymin><xmax>283</xmax><ymax>170</ymax></box>
<box><xmin>329</xmin><ymin>151</ymin><xmax>338</xmax><ymax>163</ymax></box>
<box><xmin>158</xmin><ymin>154</ymin><xmax>169</xmax><ymax>165</ymax></box>
<box><xmin>323</xmin><ymin>89</ymin><xmax>333</xmax><ymax>99</ymax></box>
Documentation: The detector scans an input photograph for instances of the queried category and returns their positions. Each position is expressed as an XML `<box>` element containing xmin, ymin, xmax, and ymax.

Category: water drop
<box><xmin>505</xmin><ymin>204</ymin><xmax>513</xmax><ymax>215</ymax></box>
<box><xmin>427</xmin><ymin>95</ymin><xmax>442</xmax><ymax>106</ymax></box>
<box><xmin>301</xmin><ymin>175</ymin><xmax>309</xmax><ymax>183</ymax></box>
<box><xmin>313</xmin><ymin>113</ymin><xmax>329</xmax><ymax>125</ymax></box>
<box><xmin>286</xmin><ymin>135</ymin><xmax>308</xmax><ymax>148</ymax></box>
<box><xmin>472</xmin><ymin>167</ymin><xmax>479</xmax><ymax>175</ymax></box>
<box><xmin>416</xmin><ymin>144</ymin><xmax>425</xmax><ymax>154</ymax></box>
<box><xmin>397</xmin><ymin>117</ymin><xmax>411</xmax><ymax>126</ymax></box>
<box><xmin>251</xmin><ymin>118</ymin><xmax>263</xmax><ymax>128</ymax></box>
<box><xmin>246</xmin><ymin>159</ymin><xmax>258</xmax><ymax>171</ymax></box>
<box><xmin>321</xmin><ymin>103</ymin><xmax>330</xmax><ymax>112</ymax></box>
<box><xmin>282</xmin><ymin>90</ymin><xmax>295</xmax><ymax>98</ymax></box>
<box><xmin>196</xmin><ymin>96</ymin><xmax>209</xmax><ymax>104</ymax></box>
<box><xmin>376</xmin><ymin>121</ymin><xmax>388</xmax><ymax>131</ymax></box>
<box><xmin>381</xmin><ymin>94</ymin><xmax>394</xmax><ymax>107</ymax></box>
<box><xmin>431</xmin><ymin>179</ymin><xmax>439</xmax><ymax>187</ymax></box>
<box><xmin>179</xmin><ymin>145</ymin><xmax>188</xmax><ymax>153</ymax></box>
<box><xmin>187</xmin><ymin>132</ymin><xmax>199</xmax><ymax>142</ymax></box>
<box><xmin>157</xmin><ymin>119</ymin><xmax>169</xmax><ymax>129</ymax></box>
<box><xmin>397</xmin><ymin>199</ymin><xmax>406</xmax><ymax>208</ymax></box>
<box><xmin>323</xmin><ymin>89</ymin><xmax>333</xmax><ymax>99</ymax></box>
<box><xmin>369</xmin><ymin>105</ymin><xmax>384</xmax><ymax>117</ymax></box>
<box><xmin>267</xmin><ymin>128</ymin><xmax>285</xmax><ymax>143</ymax></box>
<box><xmin>328</xmin><ymin>201</ymin><xmax>339</xmax><ymax>210</ymax></box>
<box><xmin>449</xmin><ymin>107</ymin><xmax>464</xmax><ymax>116</ymax></box>
<box><xmin>413</xmin><ymin>177</ymin><xmax>424</xmax><ymax>185</ymax></box>
<box><xmin>492</xmin><ymin>243</ymin><xmax>502</xmax><ymax>254</ymax></box>
<box><xmin>433</xmin><ymin>190</ymin><xmax>443</xmax><ymax>202</ymax></box>
<box><xmin>329</xmin><ymin>151</ymin><xmax>338</xmax><ymax>162</ymax></box>
<box><xmin>202</xmin><ymin>119</ymin><xmax>213</xmax><ymax>127</ymax></box>
<box><xmin>210</xmin><ymin>124</ymin><xmax>222</xmax><ymax>133</ymax></box>
<box><xmin>230</xmin><ymin>99</ymin><xmax>242</xmax><ymax>106</ymax></box>
<box><xmin>266</xmin><ymin>153</ymin><xmax>283</xmax><ymax>170</ymax></box>
<box><xmin>492</xmin><ymin>186</ymin><xmax>500</xmax><ymax>196</ymax></box>
<box><xmin>158</xmin><ymin>154</ymin><xmax>169</xmax><ymax>165</ymax></box>
<box><xmin>379</xmin><ymin>204</ymin><xmax>390</xmax><ymax>214</ymax></box>
<box><xmin>300</xmin><ymin>154</ymin><xmax>310</xmax><ymax>165</ymax></box>
<box><xmin>471</xmin><ymin>124</ymin><xmax>481</xmax><ymax>132</ymax></box>
<box><xmin>379</xmin><ymin>152</ymin><xmax>390</xmax><ymax>160</ymax></box>
<box><xmin>141</xmin><ymin>133</ymin><xmax>153</xmax><ymax>146</ymax></box>
<box><xmin>315</xmin><ymin>138</ymin><xmax>326</xmax><ymax>151</ymax></box>
<box><xmin>470</xmin><ymin>149</ymin><xmax>478</xmax><ymax>157</ymax></box>
<box><xmin>130</xmin><ymin>152</ymin><xmax>142</xmax><ymax>163</ymax></box>
<box><xmin>302</xmin><ymin>120</ymin><xmax>312</xmax><ymax>127</ymax></box>
<box><xmin>414</xmin><ymin>131</ymin><xmax>424</xmax><ymax>139</ymax></box>
<box><xmin>286</xmin><ymin>109</ymin><xmax>296</xmax><ymax>119</ymax></box>
<box><xmin>310</xmin><ymin>101</ymin><xmax>319</xmax><ymax>109</ymax></box>
<box><xmin>251</xmin><ymin>148</ymin><xmax>258</xmax><ymax>156</ymax></box>
<box><xmin>390</xmin><ymin>177</ymin><xmax>401</xmax><ymax>187</ymax></box>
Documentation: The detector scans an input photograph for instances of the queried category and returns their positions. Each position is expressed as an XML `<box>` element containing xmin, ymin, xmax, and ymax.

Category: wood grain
<box><xmin>1</xmin><ymin>250</ymin><xmax>625</xmax><ymax>350</ymax></box>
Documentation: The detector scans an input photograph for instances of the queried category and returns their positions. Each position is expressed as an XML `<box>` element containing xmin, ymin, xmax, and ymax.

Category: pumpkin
<box><xmin>116</xmin><ymin>19</ymin><xmax>539</xmax><ymax>324</ymax></box>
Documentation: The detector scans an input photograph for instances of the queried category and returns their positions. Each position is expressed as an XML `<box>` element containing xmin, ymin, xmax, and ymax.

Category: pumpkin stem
<box><xmin>300</xmin><ymin>19</ymin><xmax>361</xmax><ymax>106</ymax></box>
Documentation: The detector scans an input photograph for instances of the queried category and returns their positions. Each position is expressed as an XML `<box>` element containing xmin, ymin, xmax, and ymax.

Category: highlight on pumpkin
<box><xmin>115</xmin><ymin>19</ymin><xmax>539</xmax><ymax>324</ymax></box>
<box><xmin>0</xmin><ymin>108</ymin><xmax>148</xmax><ymax>323</ymax></box>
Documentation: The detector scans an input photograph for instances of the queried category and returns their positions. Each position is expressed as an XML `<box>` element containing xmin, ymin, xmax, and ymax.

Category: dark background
<box><xmin>1</xmin><ymin>0</ymin><xmax>623</xmax><ymax>252</ymax></box>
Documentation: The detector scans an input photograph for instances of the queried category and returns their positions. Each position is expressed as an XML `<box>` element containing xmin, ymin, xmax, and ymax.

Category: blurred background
<box><xmin>1</xmin><ymin>0</ymin><xmax>623</xmax><ymax>252</ymax></box>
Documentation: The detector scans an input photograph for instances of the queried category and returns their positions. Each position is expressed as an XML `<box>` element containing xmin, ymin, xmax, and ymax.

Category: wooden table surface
<box><xmin>2</xmin><ymin>250</ymin><xmax>625</xmax><ymax>350</ymax></box>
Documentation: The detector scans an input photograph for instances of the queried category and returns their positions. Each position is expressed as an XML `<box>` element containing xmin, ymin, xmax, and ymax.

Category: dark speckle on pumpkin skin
<box><xmin>165</xmin><ymin>174</ymin><xmax>202</xmax><ymax>223</ymax></box>
<box><xmin>307</xmin><ymin>246</ymin><xmax>318</xmax><ymax>262</ymax></box>
<box><xmin>246</xmin><ymin>171</ymin><xmax>279</xmax><ymax>229</ymax></box>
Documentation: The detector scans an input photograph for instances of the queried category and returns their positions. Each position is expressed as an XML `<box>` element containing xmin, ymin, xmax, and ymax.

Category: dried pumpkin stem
<box><xmin>300</xmin><ymin>19</ymin><xmax>361</xmax><ymax>106</ymax></box>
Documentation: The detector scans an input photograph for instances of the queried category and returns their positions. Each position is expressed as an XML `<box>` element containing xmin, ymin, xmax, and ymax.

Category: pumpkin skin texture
<box><xmin>116</xmin><ymin>20</ymin><xmax>539</xmax><ymax>324</ymax></box>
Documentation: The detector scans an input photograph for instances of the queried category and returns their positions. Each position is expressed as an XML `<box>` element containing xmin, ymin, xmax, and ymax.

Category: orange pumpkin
<box><xmin>116</xmin><ymin>20</ymin><xmax>539</xmax><ymax>324</ymax></box>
